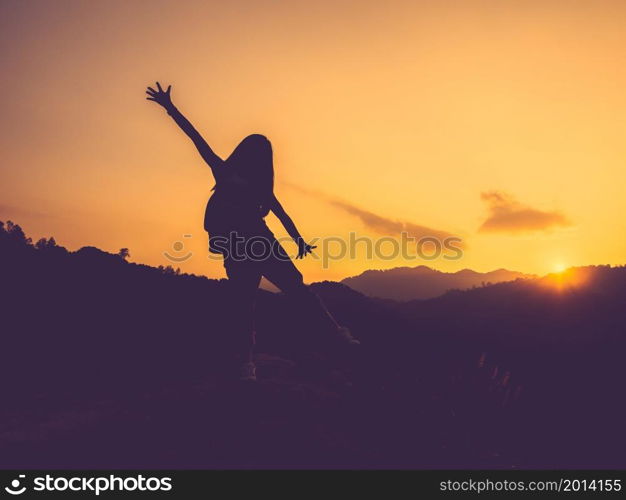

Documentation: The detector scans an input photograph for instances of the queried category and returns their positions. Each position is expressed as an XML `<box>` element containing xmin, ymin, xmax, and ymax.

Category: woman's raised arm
<box><xmin>146</xmin><ymin>82</ymin><xmax>224</xmax><ymax>176</ymax></box>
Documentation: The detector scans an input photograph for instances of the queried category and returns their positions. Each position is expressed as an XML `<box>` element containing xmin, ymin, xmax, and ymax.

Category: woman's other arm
<box><xmin>270</xmin><ymin>195</ymin><xmax>316</xmax><ymax>259</ymax></box>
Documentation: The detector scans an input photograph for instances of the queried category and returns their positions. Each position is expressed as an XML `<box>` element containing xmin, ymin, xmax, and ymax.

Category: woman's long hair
<box><xmin>226</xmin><ymin>134</ymin><xmax>274</xmax><ymax>216</ymax></box>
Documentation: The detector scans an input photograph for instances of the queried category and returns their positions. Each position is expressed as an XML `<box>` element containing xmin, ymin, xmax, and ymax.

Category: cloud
<box><xmin>330</xmin><ymin>199</ymin><xmax>462</xmax><ymax>243</ymax></box>
<box><xmin>0</xmin><ymin>203</ymin><xmax>53</xmax><ymax>221</ymax></box>
<box><xmin>284</xmin><ymin>182</ymin><xmax>464</xmax><ymax>245</ymax></box>
<box><xmin>478</xmin><ymin>191</ymin><xmax>571</xmax><ymax>234</ymax></box>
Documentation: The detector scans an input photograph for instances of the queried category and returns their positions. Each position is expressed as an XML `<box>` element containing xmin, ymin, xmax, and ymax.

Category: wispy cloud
<box><xmin>478</xmin><ymin>191</ymin><xmax>571</xmax><ymax>234</ymax></box>
<box><xmin>0</xmin><ymin>203</ymin><xmax>53</xmax><ymax>221</ymax></box>
<box><xmin>285</xmin><ymin>182</ymin><xmax>464</xmax><ymax>245</ymax></box>
<box><xmin>329</xmin><ymin>199</ymin><xmax>461</xmax><ymax>243</ymax></box>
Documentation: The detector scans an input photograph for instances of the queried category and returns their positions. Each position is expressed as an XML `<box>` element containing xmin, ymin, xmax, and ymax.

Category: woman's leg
<box><xmin>260</xmin><ymin>239</ymin><xmax>355</xmax><ymax>343</ymax></box>
<box><xmin>223</xmin><ymin>257</ymin><xmax>262</xmax><ymax>363</ymax></box>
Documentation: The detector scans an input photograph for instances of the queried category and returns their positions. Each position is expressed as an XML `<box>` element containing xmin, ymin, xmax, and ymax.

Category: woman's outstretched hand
<box><xmin>296</xmin><ymin>238</ymin><xmax>317</xmax><ymax>259</ymax></box>
<box><xmin>146</xmin><ymin>82</ymin><xmax>173</xmax><ymax>110</ymax></box>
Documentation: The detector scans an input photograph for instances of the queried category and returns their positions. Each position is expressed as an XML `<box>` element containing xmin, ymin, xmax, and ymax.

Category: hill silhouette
<box><xmin>1</xmin><ymin>220</ymin><xmax>625</xmax><ymax>468</ymax></box>
<box><xmin>341</xmin><ymin>265</ymin><xmax>534</xmax><ymax>300</ymax></box>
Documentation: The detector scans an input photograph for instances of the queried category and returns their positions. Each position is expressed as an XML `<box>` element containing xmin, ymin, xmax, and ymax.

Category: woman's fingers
<box><xmin>146</xmin><ymin>83</ymin><xmax>171</xmax><ymax>102</ymax></box>
<box><xmin>295</xmin><ymin>242</ymin><xmax>316</xmax><ymax>259</ymax></box>
<box><xmin>146</xmin><ymin>97</ymin><xmax>157</xmax><ymax>102</ymax></box>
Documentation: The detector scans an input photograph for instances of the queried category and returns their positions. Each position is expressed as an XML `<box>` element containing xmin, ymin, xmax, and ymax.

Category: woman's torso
<box><xmin>204</xmin><ymin>170</ymin><xmax>269</xmax><ymax>245</ymax></box>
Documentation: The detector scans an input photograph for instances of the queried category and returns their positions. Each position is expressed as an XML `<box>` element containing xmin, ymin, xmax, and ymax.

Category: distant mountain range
<box><xmin>341</xmin><ymin>265</ymin><xmax>535</xmax><ymax>300</ymax></box>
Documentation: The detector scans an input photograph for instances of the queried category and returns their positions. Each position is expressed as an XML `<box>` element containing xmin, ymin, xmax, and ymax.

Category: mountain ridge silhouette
<box><xmin>1</xmin><ymin>220</ymin><xmax>625</xmax><ymax>468</ymax></box>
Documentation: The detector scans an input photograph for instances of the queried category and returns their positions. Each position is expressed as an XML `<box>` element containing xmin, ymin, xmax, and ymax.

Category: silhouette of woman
<box><xmin>146</xmin><ymin>82</ymin><xmax>359</xmax><ymax>381</ymax></box>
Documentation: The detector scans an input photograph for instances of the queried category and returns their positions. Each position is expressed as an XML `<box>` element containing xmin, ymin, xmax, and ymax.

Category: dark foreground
<box><xmin>1</xmin><ymin>221</ymin><xmax>625</xmax><ymax>468</ymax></box>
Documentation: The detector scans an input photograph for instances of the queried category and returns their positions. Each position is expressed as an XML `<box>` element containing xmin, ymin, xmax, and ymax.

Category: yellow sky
<box><xmin>1</xmin><ymin>0</ymin><xmax>625</xmax><ymax>281</ymax></box>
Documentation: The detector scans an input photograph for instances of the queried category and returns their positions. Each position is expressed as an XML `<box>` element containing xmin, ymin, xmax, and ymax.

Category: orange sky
<box><xmin>1</xmin><ymin>0</ymin><xmax>625</xmax><ymax>281</ymax></box>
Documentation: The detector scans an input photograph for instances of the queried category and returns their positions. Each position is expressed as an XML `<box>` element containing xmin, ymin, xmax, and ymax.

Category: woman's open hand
<box><xmin>146</xmin><ymin>82</ymin><xmax>173</xmax><ymax>110</ymax></box>
<box><xmin>296</xmin><ymin>238</ymin><xmax>317</xmax><ymax>259</ymax></box>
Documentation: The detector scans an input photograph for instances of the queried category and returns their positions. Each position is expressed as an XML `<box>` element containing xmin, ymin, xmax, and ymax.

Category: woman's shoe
<box><xmin>336</xmin><ymin>326</ymin><xmax>360</xmax><ymax>346</ymax></box>
<box><xmin>239</xmin><ymin>361</ymin><xmax>257</xmax><ymax>382</ymax></box>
